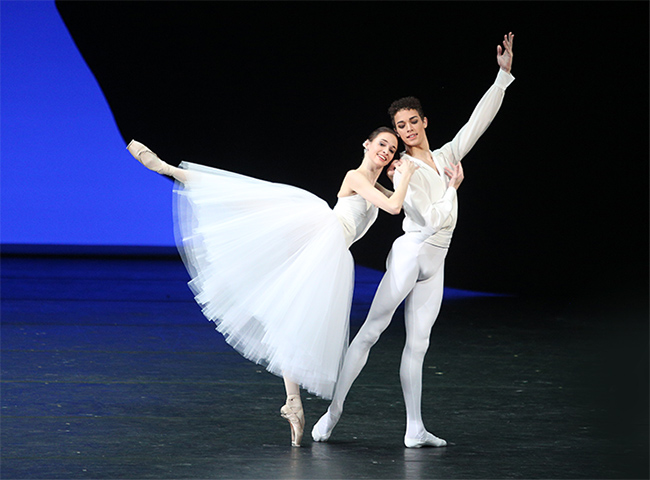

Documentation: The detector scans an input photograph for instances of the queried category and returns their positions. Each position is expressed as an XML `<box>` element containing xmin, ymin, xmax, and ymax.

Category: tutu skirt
<box><xmin>173</xmin><ymin>162</ymin><xmax>354</xmax><ymax>399</ymax></box>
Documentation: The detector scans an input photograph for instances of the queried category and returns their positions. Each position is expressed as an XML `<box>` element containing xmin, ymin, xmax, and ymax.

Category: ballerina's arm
<box><xmin>341</xmin><ymin>160</ymin><xmax>418</xmax><ymax>215</ymax></box>
<box><xmin>374</xmin><ymin>183</ymin><xmax>394</xmax><ymax>198</ymax></box>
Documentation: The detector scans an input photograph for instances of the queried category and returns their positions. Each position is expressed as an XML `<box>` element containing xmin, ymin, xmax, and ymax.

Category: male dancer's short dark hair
<box><xmin>388</xmin><ymin>96</ymin><xmax>425</xmax><ymax>127</ymax></box>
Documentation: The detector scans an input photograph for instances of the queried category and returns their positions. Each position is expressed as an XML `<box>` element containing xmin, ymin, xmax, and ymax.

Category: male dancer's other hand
<box><xmin>497</xmin><ymin>32</ymin><xmax>514</xmax><ymax>73</ymax></box>
<box><xmin>444</xmin><ymin>162</ymin><xmax>464</xmax><ymax>190</ymax></box>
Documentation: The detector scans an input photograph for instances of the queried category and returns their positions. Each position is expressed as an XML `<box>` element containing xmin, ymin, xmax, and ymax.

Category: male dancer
<box><xmin>312</xmin><ymin>33</ymin><xmax>515</xmax><ymax>448</ymax></box>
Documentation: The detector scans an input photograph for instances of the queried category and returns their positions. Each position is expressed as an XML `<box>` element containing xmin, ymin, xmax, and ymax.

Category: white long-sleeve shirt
<box><xmin>394</xmin><ymin>69</ymin><xmax>515</xmax><ymax>248</ymax></box>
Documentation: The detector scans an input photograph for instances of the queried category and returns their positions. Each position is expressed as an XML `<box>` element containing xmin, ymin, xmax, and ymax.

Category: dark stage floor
<box><xmin>1</xmin><ymin>255</ymin><xmax>648</xmax><ymax>479</ymax></box>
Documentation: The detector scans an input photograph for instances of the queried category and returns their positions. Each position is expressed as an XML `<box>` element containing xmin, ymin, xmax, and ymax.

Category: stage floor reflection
<box><xmin>1</xmin><ymin>255</ymin><xmax>647</xmax><ymax>479</ymax></box>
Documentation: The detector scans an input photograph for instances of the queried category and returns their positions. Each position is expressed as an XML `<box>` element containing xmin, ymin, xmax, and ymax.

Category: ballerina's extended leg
<box><xmin>127</xmin><ymin>139</ymin><xmax>186</xmax><ymax>182</ymax></box>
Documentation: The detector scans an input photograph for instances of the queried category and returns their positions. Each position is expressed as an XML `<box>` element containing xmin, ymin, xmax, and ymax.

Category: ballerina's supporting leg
<box><xmin>280</xmin><ymin>376</ymin><xmax>304</xmax><ymax>447</ymax></box>
<box><xmin>127</xmin><ymin>139</ymin><xmax>187</xmax><ymax>183</ymax></box>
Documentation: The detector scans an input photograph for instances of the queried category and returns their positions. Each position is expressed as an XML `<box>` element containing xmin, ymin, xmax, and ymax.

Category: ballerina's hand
<box><xmin>396</xmin><ymin>158</ymin><xmax>419</xmax><ymax>177</ymax></box>
<box><xmin>444</xmin><ymin>162</ymin><xmax>464</xmax><ymax>189</ymax></box>
<box><xmin>387</xmin><ymin>158</ymin><xmax>402</xmax><ymax>182</ymax></box>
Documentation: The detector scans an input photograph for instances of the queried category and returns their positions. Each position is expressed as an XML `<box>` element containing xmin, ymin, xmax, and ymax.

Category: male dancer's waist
<box><xmin>402</xmin><ymin>204</ymin><xmax>456</xmax><ymax>248</ymax></box>
<box><xmin>401</xmin><ymin>228</ymin><xmax>453</xmax><ymax>248</ymax></box>
<box><xmin>424</xmin><ymin>229</ymin><xmax>453</xmax><ymax>248</ymax></box>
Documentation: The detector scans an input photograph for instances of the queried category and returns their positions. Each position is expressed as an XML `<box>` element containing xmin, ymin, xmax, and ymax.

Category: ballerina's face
<box><xmin>365</xmin><ymin>132</ymin><xmax>398</xmax><ymax>167</ymax></box>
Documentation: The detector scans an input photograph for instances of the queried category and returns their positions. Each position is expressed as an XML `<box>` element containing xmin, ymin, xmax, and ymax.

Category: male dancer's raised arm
<box><xmin>437</xmin><ymin>32</ymin><xmax>514</xmax><ymax>164</ymax></box>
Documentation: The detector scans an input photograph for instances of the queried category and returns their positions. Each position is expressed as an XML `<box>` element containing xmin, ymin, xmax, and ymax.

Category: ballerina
<box><xmin>127</xmin><ymin>127</ymin><xmax>418</xmax><ymax>446</ymax></box>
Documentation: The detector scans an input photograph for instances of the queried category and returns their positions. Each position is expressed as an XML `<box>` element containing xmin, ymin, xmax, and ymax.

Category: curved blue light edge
<box><xmin>0</xmin><ymin>1</ymin><xmax>175</xmax><ymax>247</ymax></box>
<box><xmin>0</xmin><ymin>2</ymin><xmax>511</xmax><ymax>301</ymax></box>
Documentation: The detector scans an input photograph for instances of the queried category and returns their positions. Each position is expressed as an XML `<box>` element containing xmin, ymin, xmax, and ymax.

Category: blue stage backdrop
<box><xmin>1</xmin><ymin>1</ymin><xmax>175</xmax><ymax>248</ymax></box>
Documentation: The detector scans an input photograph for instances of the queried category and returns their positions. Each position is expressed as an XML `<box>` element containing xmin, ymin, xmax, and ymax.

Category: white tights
<box><xmin>326</xmin><ymin>233</ymin><xmax>447</xmax><ymax>439</ymax></box>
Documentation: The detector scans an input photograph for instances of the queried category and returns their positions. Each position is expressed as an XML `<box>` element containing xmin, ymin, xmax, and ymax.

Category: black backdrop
<box><xmin>55</xmin><ymin>1</ymin><xmax>648</xmax><ymax>306</ymax></box>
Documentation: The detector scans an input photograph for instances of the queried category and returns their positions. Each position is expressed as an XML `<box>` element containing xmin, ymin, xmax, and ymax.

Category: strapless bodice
<box><xmin>333</xmin><ymin>194</ymin><xmax>378</xmax><ymax>248</ymax></box>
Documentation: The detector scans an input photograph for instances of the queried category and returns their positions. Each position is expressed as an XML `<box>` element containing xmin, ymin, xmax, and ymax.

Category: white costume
<box><xmin>314</xmin><ymin>69</ymin><xmax>515</xmax><ymax>445</ymax></box>
<box><xmin>172</xmin><ymin>162</ymin><xmax>378</xmax><ymax>399</ymax></box>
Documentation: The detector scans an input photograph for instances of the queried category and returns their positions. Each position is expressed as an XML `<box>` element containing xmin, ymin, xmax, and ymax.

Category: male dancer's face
<box><xmin>393</xmin><ymin>109</ymin><xmax>428</xmax><ymax>149</ymax></box>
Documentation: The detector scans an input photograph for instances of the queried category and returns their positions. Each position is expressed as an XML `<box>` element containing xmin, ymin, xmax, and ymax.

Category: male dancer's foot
<box><xmin>404</xmin><ymin>431</ymin><xmax>447</xmax><ymax>448</ymax></box>
<box><xmin>311</xmin><ymin>408</ymin><xmax>337</xmax><ymax>442</ymax></box>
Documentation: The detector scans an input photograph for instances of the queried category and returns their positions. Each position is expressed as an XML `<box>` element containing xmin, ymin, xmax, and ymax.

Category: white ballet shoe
<box><xmin>311</xmin><ymin>410</ymin><xmax>335</xmax><ymax>442</ymax></box>
<box><xmin>280</xmin><ymin>394</ymin><xmax>304</xmax><ymax>447</ymax></box>
<box><xmin>127</xmin><ymin>139</ymin><xmax>174</xmax><ymax>176</ymax></box>
<box><xmin>404</xmin><ymin>431</ymin><xmax>447</xmax><ymax>448</ymax></box>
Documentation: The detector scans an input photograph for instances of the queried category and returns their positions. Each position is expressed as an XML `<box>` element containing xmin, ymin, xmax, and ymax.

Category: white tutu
<box><xmin>173</xmin><ymin>162</ymin><xmax>376</xmax><ymax>399</ymax></box>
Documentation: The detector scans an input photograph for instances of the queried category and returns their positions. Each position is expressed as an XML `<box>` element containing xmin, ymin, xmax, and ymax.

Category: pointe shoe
<box><xmin>280</xmin><ymin>395</ymin><xmax>304</xmax><ymax>447</ymax></box>
<box><xmin>404</xmin><ymin>431</ymin><xmax>447</xmax><ymax>448</ymax></box>
<box><xmin>126</xmin><ymin>139</ymin><xmax>174</xmax><ymax>176</ymax></box>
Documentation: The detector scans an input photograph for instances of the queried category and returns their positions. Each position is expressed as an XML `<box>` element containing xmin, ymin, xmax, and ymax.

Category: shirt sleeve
<box><xmin>418</xmin><ymin>186</ymin><xmax>457</xmax><ymax>235</ymax></box>
<box><xmin>437</xmin><ymin>69</ymin><xmax>515</xmax><ymax>165</ymax></box>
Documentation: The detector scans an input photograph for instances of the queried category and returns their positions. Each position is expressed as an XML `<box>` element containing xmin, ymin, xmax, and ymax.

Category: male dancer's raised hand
<box><xmin>497</xmin><ymin>32</ymin><xmax>514</xmax><ymax>73</ymax></box>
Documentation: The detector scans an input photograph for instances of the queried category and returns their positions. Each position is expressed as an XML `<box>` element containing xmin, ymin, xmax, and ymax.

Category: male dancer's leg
<box><xmin>312</xmin><ymin>234</ymin><xmax>423</xmax><ymax>441</ymax></box>
<box><xmin>401</xmin><ymin>243</ymin><xmax>447</xmax><ymax>447</ymax></box>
